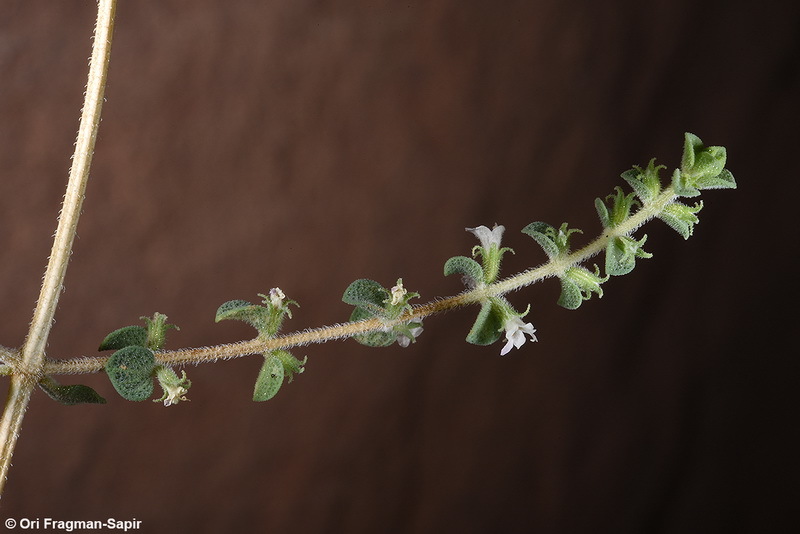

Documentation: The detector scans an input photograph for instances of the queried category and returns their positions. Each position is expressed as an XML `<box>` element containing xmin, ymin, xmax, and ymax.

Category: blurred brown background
<box><xmin>0</xmin><ymin>0</ymin><xmax>797</xmax><ymax>532</ymax></box>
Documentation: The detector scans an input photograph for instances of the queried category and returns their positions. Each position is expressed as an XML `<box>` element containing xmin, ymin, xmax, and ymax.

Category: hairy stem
<box><xmin>0</xmin><ymin>0</ymin><xmax>117</xmax><ymax>497</ymax></box>
<box><xmin>42</xmin><ymin>185</ymin><xmax>677</xmax><ymax>377</ymax></box>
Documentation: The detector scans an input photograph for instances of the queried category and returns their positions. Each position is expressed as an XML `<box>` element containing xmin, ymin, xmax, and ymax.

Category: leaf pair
<box><xmin>215</xmin><ymin>291</ymin><xmax>306</xmax><ymax>401</ymax></box>
<box><xmin>444</xmin><ymin>239</ymin><xmax>533</xmax><ymax>350</ymax></box>
<box><xmin>522</xmin><ymin>222</ymin><xmax>608</xmax><ymax>309</ymax></box>
<box><xmin>594</xmin><ymin>189</ymin><xmax>653</xmax><ymax>276</ymax></box>
<box><xmin>621</xmin><ymin>155</ymin><xmax>706</xmax><ymax>240</ymax></box>
<box><xmin>342</xmin><ymin>279</ymin><xmax>423</xmax><ymax>347</ymax></box>
<box><xmin>215</xmin><ymin>289</ymin><xmax>296</xmax><ymax>340</ymax></box>
<box><xmin>462</xmin><ymin>297</ymin><xmax>537</xmax><ymax>355</ymax></box>
<box><xmin>100</xmin><ymin>313</ymin><xmax>182</xmax><ymax>402</ymax></box>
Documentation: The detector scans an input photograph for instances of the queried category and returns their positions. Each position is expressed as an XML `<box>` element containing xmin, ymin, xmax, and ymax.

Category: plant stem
<box><xmin>42</xmin><ymin>186</ymin><xmax>677</xmax><ymax>377</ymax></box>
<box><xmin>0</xmin><ymin>0</ymin><xmax>117</xmax><ymax>498</ymax></box>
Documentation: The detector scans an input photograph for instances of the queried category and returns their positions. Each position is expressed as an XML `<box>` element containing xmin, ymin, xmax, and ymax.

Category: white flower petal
<box><xmin>466</xmin><ymin>224</ymin><xmax>505</xmax><ymax>250</ymax></box>
<box><xmin>396</xmin><ymin>325</ymin><xmax>423</xmax><ymax>348</ymax></box>
<box><xmin>499</xmin><ymin>316</ymin><xmax>537</xmax><ymax>355</ymax></box>
<box><xmin>269</xmin><ymin>287</ymin><xmax>286</xmax><ymax>308</ymax></box>
<box><xmin>390</xmin><ymin>280</ymin><xmax>407</xmax><ymax>306</ymax></box>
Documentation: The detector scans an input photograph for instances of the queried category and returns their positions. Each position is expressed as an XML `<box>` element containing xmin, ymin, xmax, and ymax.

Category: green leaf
<box><xmin>605</xmin><ymin>235</ymin><xmax>652</xmax><ymax>276</ymax></box>
<box><xmin>443</xmin><ymin>256</ymin><xmax>484</xmax><ymax>286</ymax></box>
<box><xmin>105</xmin><ymin>346</ymin><xmax>156</xmax><ymax>402</ymax></box>
<box><xmin>342</xmin><ymin>279</ymin><xmax>391</xmax><ymax>318</ymax></box>
<box><xmin>348</xmin><ymin>306</ymin><xmax>396</xmax><ymax>347</ymax></box>
<box><xmin>597</xmin><ymin>187</ymin><xmax>639</xmax><ymax>229</ymax></box>
<box><xmin>658</xmin><ymin>201</ymin><xmax>703</xmax><ymax>239</ymax></box>
<box><xmin>465</xmin><ymin>301</ymin><xmax>504</xmax><ymax>346</ymax></box>
<box><xmin>253</xmin><ymin>353</ymin><xmax>285</xmax><ymax>402</ymax></box>
<box><xmin>98</xmin><ymin>325</ymin><xmax>147</xmax><ymax>351</ymax></box>
<box><xmin>215</xmin><ymin>299</ymin><xmax>253</xmax><ymax>319</ymax></box>
<box><xmin>681</xmin><ymin>132</ymin><xmax>726</xmax><ymax>181</ymax></box>
<box><xmin>671</xmin><ymin>168</ymin><xmax>701</xmax><ymax>197</ymax></box>
<box><xmin>557</xmin><ymin>278</ymin><xmax>583</xmax><ymax>310</ymax></box>
<box><xmin>681</xmin><ymin>132</ymin><xmax>703</xmax><ymax>172</ymax></box>
<box><xmin>215</xmin><ymin>299</ymin><xmax>270</xmax><ymax>333</ymax></box>
<box><xmin>557</xmin><ymin>265</ymin><xmax>608</xmax><ymax>309</ymax></box>
<box><xmin>39</xmin><ymin>377</ymin><xmax>106</xmax><ymax>405</ymax></box>
<box><xmin>595</xmin><ymin>197</ymin><xmax>611</xmax><ymax>229</ymax></box>
<box><xmin>273</xmin><ymin>350</ymin><xmax>307</xmax><ymax>383</ymax></box>
<box><xmin>522</xmin><ymin>222</ymin><xmax>559</xmax><ymax>258</ymax></box>
<box><xmin>675</xmin><ymin>133</ymin><xmax>733</xmax><ymax>197</ymax></box>
<box><xmin>522</xmin><ymin>222</ymin><xmax>582</xmax><ymax>258</ymax></box>
<box><xmin>621</xmin><ymin>158</ymin><xmax>664</xmax><ymax>203</ymax></box>
<box><xmin>695</xmin><ymin>168</ymin><xmax>736</xmax><ymax>190</ymax></box>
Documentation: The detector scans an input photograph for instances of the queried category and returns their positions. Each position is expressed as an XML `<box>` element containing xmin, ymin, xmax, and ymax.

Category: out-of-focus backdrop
<box><xmin>1</xmin><ymin>1</ymin><xmax>797</xmax><ymax>532</ymax></box>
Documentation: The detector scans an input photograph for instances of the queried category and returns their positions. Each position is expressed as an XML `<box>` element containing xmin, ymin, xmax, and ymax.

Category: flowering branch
<box><xmin>39</xmin><ymin>139</ymin><xmax>734</xmax><ymax>398</ymax></box>
<box><xmin>0</xmin><ymin>0</ymin><xmax>738</xmax><ymax>506</ymax></box>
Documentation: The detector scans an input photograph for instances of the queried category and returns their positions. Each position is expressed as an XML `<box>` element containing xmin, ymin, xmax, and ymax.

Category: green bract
<box><xmin>673</xmin><ymin>132</ymin><xmax>736</xmax><ymax>197</ymax></box>
<box><xmin>621</xmin><ymin>159</ymin><xmax>664</xmax><ymax>203</ymax></box>
<box><xmin>558</xmin><ymin>265</ymin><xmax>608</xmax><ymax>310</ymax></box>
<box><xmin>521</xmin><ymin>221</ymin><xmax>582</xmax><ymax>259</ymax></box>
<box><xmin>215</xmin><ymin>289</ymin><xmax>297</xmax><ymax>339</ymax></box>
<box><xmin>274</xmin><ymin>350</ymin><xmax>307</xmax><ymax>382</ymax></box>
<box><xmin>658</xmin><ymin>201</ymin><xmax>703</xmax><ymax>239</ymax></box>
<box><xmin>681</xmin><ymin>132</ymin><xmax>726</xmax><ymax>180</ymax></box>
<box><xmin>252</xmin><ymin>350</ymin><xmax>308</xmax><ymax>402</ymax></box>
<box><xmin>98</xmin><ymin>325</ymin><xmax>147</xmax><ymax>351</ymax></box>
<box><xmin>143</xmin><ymin>313</ymin><xmax>177</xmax><ymax>351</ymax></box>
<box><xmin>443</xmin><ymin>256</ymin><xmax>484</xmax><ymax>288</ymax></box>
<box><xmin>596</xmin><ymin>187</ymin><xmax>639</xmax><ymax>229</ymax></box>
<box><xmin>465</xmin><ymin>300</ymin><xmax>505</xmax><ymax>346</ymax></box>
<box><xmin>342</xmin><ymin>279</ymin><xmax>392</xmax><ymax>319</ymax></box>
<box><xmin>253</xmin><ymin>352</ymin><xmax>285</xmax><ymax>402</ymax></box>
<box><xmin>215</xmin><ymin>299</ymin><xmax>271</xmax><ymax>334</ymax></box>
<box><xmin>605</xmin><ymin>235</ymin><xmax>652</xmax><ymax>276</ymax></box>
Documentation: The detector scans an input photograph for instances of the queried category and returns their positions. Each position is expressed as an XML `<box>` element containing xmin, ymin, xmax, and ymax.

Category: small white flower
<box><xmin>269</xmin><ymin>287</ymin><xmax>286</xmax><ymax>308</ymax></box>
<box><xmin>500</xmin><ymin>316</ymin><xmax>537</xmax><ymax>356</ymax></box>
<box><xmin>155</xmin><ymin>368</ymin><xmax>191</xmax><ymax>406</ymax></box>
<box><xmin>397</xmin><ymin>324</ymin><xmax>424</xmax><ymax>348</ymax></box>
<box><xmin>466</xmin><ymin>224</ymin><xmax>505</xmax><ymax>250</ymax></box>
<box><xmin>162</xmin><ymin>383</ymin><xmax>189</xmax><ymax>406</ymax></box>
<box><xmin>389</xmin><ymin>279</ymin><xmax>407</xmax><ymax>306</ymax></box>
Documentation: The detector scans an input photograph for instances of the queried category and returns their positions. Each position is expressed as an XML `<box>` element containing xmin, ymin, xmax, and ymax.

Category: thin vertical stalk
<box><xmin>0</xmin><ymin>0</ymin><xmax>117</xmax><ymax>498</ymax></box>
